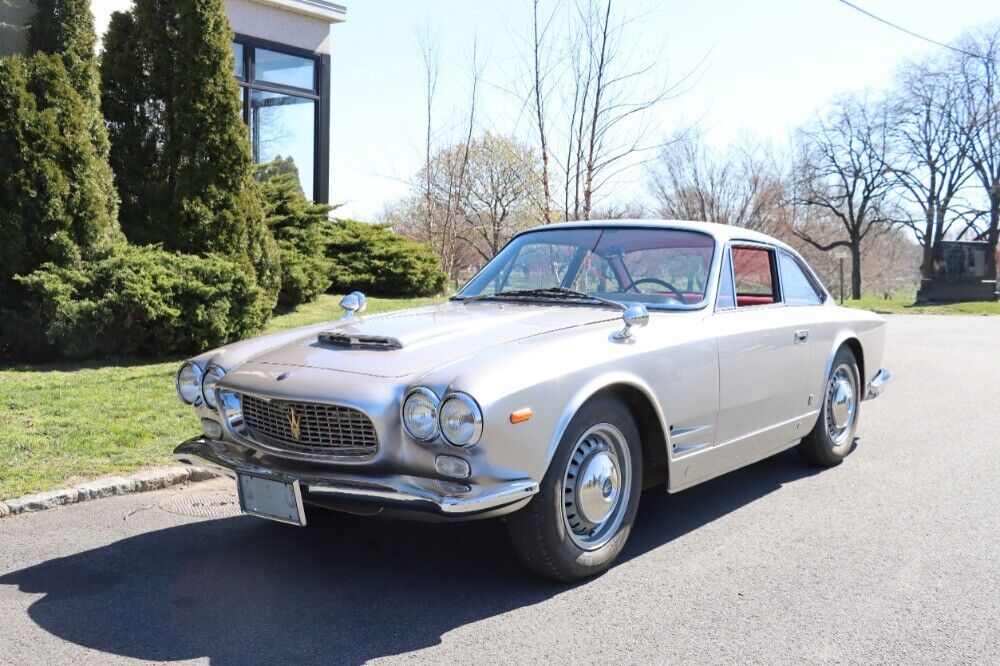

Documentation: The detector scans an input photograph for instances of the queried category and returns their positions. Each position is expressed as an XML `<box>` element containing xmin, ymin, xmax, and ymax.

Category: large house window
<box><xmin>232</xmin><ymin>36</ymin><xmax>330</xmax><ymax>203</ymax></box>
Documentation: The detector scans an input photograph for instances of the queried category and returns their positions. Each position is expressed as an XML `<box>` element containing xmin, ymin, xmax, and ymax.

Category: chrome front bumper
<box><xmin>173</xmin><ymin>437</ymin><xmax>538</xmax><ymax>520</ymax></box>
<box><xmin>864</xmin><ymin>368</ymin><xmax>890</xmax><ymax>400</ymax></box>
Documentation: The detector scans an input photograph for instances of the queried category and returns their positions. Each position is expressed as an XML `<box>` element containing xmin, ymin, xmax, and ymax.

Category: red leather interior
<box><xmin>736</xmin><ymin>294</ymin><xmax>774</xmax><ymax>307</ymax></box>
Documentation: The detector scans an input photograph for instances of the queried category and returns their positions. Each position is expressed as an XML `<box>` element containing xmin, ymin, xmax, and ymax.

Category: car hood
<box><xmin>245</xmin><ymin>301</ymin><xmax>620</xmax><ymax>378</ymax></box>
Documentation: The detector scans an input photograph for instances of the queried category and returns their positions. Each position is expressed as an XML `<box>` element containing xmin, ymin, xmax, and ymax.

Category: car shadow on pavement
<box><xmin>0</xmin><ymin>448</ymin><xmax>824</xmax><ymax>664</ymax></box>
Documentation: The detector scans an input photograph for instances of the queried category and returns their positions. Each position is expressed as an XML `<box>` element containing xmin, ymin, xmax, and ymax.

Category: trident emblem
<box><xmin>287</xmin><ymin>405</ymin><xmax>302</xmax><ymax>440</ymax></box>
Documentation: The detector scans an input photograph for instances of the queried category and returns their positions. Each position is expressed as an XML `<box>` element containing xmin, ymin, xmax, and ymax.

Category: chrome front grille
<box><xmin>239</xmin><ymin>394</ymin><xmax>378</xmax><ymax>458</ymax></box>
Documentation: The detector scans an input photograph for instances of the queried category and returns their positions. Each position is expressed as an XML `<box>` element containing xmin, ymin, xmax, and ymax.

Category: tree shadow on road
<box><xmin>0</xmin><ymin>449</ymin><xmax>823</xmax><ymax>664</ymax></box>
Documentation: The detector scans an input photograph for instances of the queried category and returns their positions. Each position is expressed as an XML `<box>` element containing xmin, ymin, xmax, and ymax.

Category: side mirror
<box><xmin>339</xmin><ymin>291</ymin><xmax>367</xmax><ymax>319</ymax></box>
<box><xmin>612</xmin><ymin>304</ymin><xmax>649</xmax><ymax>341</ymax></box>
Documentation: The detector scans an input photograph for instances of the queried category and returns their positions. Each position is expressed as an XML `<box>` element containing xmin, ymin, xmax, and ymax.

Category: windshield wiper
<box><xmin>454</xmin><ymin>287</ymin><xmax>626</xmax><ymax>310</ymax></box>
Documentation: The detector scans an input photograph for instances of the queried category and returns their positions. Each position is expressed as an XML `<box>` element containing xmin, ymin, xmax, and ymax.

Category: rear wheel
<box><xmin>506</xmin><ymin>396</ymin><xmax>642</xmax><ymax>581</ymax></box>
<box><xmin>798</xmin><ymin>346</ymin><xmax>860</xmax><ymax>466</ymax></box>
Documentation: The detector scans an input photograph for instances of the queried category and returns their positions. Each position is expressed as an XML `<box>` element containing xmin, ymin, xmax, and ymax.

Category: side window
<box><xmin>778</xmin><ymin>252</ymin><xmax>824</xmax><ymax>306</ymax></box>
<box><xmin>716</xmin><ymin>247</ymin><xmax>736</xmax><ymax>310</ymax></box>
<box><xmin>732</xmin><ymin>246</ymin><xmax>779</xmax><ymax>307</ymax></box>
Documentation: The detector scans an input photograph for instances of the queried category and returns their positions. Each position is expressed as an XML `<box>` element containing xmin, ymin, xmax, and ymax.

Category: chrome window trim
<box><xmin>716</xmin><ymin>240</ymin><xmax>786</xmax><ymax>312</ymax></box>
<box><xmin>776</xmin><ymin>249</ymin><xmax>827</xmax><ymax>306</ymax></box>
<box><xmin>456</xmin><ymin>224</ymin><xmax>719</xmax><ymax>313</ymax></box>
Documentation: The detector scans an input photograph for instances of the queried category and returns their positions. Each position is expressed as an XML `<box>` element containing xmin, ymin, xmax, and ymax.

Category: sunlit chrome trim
<box><xmin>200</xmin><ymin>364</ymin><xmax>226</xmax><ymax>409</ymax></box>
<box><xmin>175</xmin><ymin>362</ymin><xmax>204</xmax><ymax>406</ymax></box>
<box><xmin>865</xmin><ymin>368</ymin><xmax>890</xmax><ymax>400</ymax></box>
<box><xmin>174</xmin><ymin>436</ymin><xmax>538</xmax><ymax>515</ymax></box>
<box><xmin>401</xmin><ymin>386</ymin><xmax>441</xmax><ymax>442</ymax></box>
<box><xmin>439</xmin><ymin>392</ymin><xmax>484</xmax><ymax>447</ymax></box>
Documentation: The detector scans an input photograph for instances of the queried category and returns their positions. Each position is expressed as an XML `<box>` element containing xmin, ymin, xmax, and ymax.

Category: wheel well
<box><xmin>588</xmin><ymin>384</ymin><xmax>669</xmax><ymax>490</ymax></box>
<box><xmin>842</xmin><ymin>337</ymin><xmax>865</xmax><ymax>383</ymax></box>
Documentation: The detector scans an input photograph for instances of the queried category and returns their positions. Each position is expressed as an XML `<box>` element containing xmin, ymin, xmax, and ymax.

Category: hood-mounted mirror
<box><xmin>339</xmin><ymin>291</ymin><xmax>367</xmax><ymax>319</ymax></box>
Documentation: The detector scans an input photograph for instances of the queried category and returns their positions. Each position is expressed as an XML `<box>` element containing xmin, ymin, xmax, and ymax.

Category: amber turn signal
<box><xmin>509</xmin><ymin>408</ymin><xmax>533</xmax><ymax>424</ymax></box>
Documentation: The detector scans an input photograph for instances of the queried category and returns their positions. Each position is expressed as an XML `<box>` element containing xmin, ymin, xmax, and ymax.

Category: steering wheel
<box><xmin>624</xmin><ymin>277</ymin><xmax>686</xmax><ymax>302</ymax></box>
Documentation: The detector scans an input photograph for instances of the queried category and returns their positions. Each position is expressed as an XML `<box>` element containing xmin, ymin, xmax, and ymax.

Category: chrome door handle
<box><xmin>794</xmin><ymin>329</ymin><xmax>809</xmax><ymax>342</ymax></box>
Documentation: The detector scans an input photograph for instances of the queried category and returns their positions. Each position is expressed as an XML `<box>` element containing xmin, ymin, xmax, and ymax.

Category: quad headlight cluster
<box><xmin>402</xmin><ymin>387</ymin><xmax>483</xmax><ymax>447</ymax></box>
<box><xmin>175</xmin><ymin>361</ymin><xmax>227</xmax><ymax>409</ymax></box>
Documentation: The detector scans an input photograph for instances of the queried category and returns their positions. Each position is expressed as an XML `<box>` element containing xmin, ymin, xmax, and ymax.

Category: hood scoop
<box><xmin>317</xmin><ymin>331</ymin><xmax>403</xmax><ymax>350</ymax></box>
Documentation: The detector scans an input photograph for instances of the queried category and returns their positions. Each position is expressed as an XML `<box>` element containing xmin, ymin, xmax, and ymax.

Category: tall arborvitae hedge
<box><xmin>26</xmin><ymin>0</ymin><xmax>118</xmax><ymax>225</ymax></box>
<box><xmin>101</xmin><ymin>0</ymin><xmax>279</xmax><ymax>304</ymax></box>
<box><xmin>0</xmin><ymin>54</ymin><xmax>120</xmax><ymax>286</ymax></box>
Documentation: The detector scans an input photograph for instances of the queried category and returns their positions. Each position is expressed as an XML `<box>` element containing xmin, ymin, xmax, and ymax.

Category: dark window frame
<box><xmin>725</xmin><ymin>241</ymin><xmax>783</xmax><ymax>309</ymax></box>
<box><xmin>777</xmin><ymin>250</ymin><xmax>827</xmax><ymax>306</ymax></box>
<box><xmin>233</xmin><ymin>33</ymin><xmax>330</xmax><ymax>203</ymax></box>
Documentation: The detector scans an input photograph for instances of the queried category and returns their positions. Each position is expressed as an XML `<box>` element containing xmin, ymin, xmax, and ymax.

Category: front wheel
<box><xmin>506</xmin><ymin>397</ymin><xmax>642</xmax><ymax>581</ymax></box>
<box><xmin>798</xmin><ymin>346</ymin><xmax>860</xmax><ymax>466</ymax></box>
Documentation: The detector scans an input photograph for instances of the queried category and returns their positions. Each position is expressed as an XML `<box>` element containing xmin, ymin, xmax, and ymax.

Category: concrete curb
<box><xmin>1</xmin><ymin>466</ymin><xmax>218</xmax><ymax>518</ymax></box>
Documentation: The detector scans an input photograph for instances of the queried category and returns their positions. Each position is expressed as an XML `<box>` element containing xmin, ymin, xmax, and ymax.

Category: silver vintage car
<box><xmin>174</xmin><ymin>220</ymin><xmax>889</xmax><ymax>581</ymax></box>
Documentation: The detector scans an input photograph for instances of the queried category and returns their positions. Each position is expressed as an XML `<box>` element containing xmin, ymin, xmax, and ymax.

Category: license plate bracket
<box><xmin>237</xmin><ymin>473</ymin><xmax>306</xmax><ymax>526</ymax></box>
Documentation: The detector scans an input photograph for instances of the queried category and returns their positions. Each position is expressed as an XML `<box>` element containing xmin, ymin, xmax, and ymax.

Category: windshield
<box><xmin>456</xmin><ymin>226</ymin><xmax>716</xmax><ymax>308</ymax></box>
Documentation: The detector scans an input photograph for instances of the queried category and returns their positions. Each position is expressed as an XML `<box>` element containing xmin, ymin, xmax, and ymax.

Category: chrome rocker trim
<box><xmin>864</xmin><ymin>368</ymin><xmax>890</xmax><ymax>400</ymax></box>
<box><xmin>173</xmin><ymin>437</ymin><xmax>538</xmax><ymax>518</ymax></box>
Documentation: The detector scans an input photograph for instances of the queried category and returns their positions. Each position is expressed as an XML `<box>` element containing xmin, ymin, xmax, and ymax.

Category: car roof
<box><xmin>523</xmin><ymin>219</ymin><xmax>795</xmax><ymax>252</ymax></box>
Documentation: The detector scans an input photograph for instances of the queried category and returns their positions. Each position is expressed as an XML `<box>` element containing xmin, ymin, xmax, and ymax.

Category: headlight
<box><xmin>176</xmin><ymin>362</ymin><xmax>203</xmax><ymax>405</ymax></box>
<box><xmin>201</xmin><ymin>365</ymin><xmax>226</xmax><ymax>409</ymax></box>
<box><xmin>402</xmin><ymin>387</ymin><xmax>440</xmax><ymax>441</ymax></box>
<box><xmin>439</xmin><ymin>392</ymin><xmax>483</xmax><ymax>446</ymax></box>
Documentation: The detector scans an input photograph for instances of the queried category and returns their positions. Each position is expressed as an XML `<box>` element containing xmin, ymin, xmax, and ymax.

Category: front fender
<box><xmin>545</xmin><ymin>372</ymin><xmax>670</xmax><ymax>471</ymax></box>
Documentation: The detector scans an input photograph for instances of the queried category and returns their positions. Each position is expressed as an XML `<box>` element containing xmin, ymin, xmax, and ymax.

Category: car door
<box><xmin>712</xmin><ymin>242</ymin><xmax>813</xmax><ymax>464</ymax></box>
<box><xmin>775</xmin><ymin>248</ymin><xmax>834</xmax><ymax>412</ymax></box>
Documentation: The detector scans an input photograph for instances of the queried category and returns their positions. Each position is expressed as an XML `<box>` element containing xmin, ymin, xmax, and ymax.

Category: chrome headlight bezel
<box><xmin>402</xmin><ymin>386</ymin><xmax>441</xmax><ymax>442</ymax></box>
<box><xmin>439</xmin><ymin>392</ymin><xmax>483</xmax><ymax>447</ymax></box>
<box><xmin>200</xmin><ymin>364</ymin><xmax>226</xmax><ymax>409</ymax></box>
<box><xmin>175</xmin><ymin>362</ymin><xmax>203</xmax><ymax>406</ymax></box>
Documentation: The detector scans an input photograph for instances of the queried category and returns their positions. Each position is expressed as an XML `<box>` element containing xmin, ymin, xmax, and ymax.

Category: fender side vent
<box><xmin>317</xmin><ymin>332</ymin><xmax>403</xmax><ymax>350</ymax></box>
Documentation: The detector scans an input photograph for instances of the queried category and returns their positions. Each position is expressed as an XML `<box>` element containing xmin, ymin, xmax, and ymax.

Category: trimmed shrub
<box><xmin>27</xmin><ymin>0</ymin><xmax>114</xmax><ymax>173</ymax></box>
<box><xmin>326</xmin><ymin>220</ymin><xmax>447</xmax><ymax>297</ymax></box>
<box><xmin>256</xmin><ymin>159</ymin><xmax>334</xmax><ymax>306</ymax></box>
<box><xmin>100</xmin><ymin>0</ymin><xmax>278</xmax><ymax>308</ymax></box>
<box><xmin>0</xmin><ymin>54</ymin><xmax>120</xmax><ymax>286</ymax></box>
<box><xmin>15</xmin><ymin>245</ymin><xmax>271</xmax><ymax>359</ymax></box>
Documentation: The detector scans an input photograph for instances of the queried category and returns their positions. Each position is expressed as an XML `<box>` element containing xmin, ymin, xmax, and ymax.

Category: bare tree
<box><xmin>888</xmin><ymin>56</ymin><xmax>974</xmax><ymax>280</ymax></box>
<box><xmin>530</xmin><ymin>0</ymin><xmax>556</xmax><ymax>223</ymax></box>
<box><xmin>955</xmin><ymin>27</ymin><xmax>1000</xmax><ymax>280</ymax></box>
<box><xmin>528</xmin><ymin>0</ymin><xmax>694</xmax><ymax>221</ymax></box>
<box><xmin>460</xmin><ymin>134</ymin><xmax>544</xmax><ymax>258</ymax></box>
<box><xmin>793</xmin><ymin>95</ymin><xmax>897</xmax><ymax>299</ymax></box>
<box><xmin>406</xmin><ymin>31</ymin><xmax>484</xmax><ymax>278</ymax></box>
<box><xmin>647</xmin><ymin>132</ymin><xmax>786</xmax><ymax>233</ymax></box>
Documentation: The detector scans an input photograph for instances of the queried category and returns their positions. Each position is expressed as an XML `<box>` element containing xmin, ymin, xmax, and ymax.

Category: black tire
<box><xmin>506</xmin><ymin>396</ymin><xmax>643</xmax><ymax>582</ymax></box>
<box><xmin>798</xmin><ymin>346</ymin><xmax>860</xmax><ymax>466</ymax></box>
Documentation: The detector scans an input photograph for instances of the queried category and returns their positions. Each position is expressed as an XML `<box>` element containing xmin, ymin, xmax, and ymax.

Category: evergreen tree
<box><xmin>27</xmin><ymin>0</ymin><xmax>118</xmax><ymax>223</ymax></box>
<box><xmin>257</xmin><ymin>158</ymin><xmax>334</xmax><ymax>306</ymax></box>
<box><xmin>0</xmin><ymin>54</ymin><xmax>120</xmax><ymax>286</ymax></box>
<box><xmin>100</xmin><ymin>0</ymin><xmax>279</xmax><ymax>304</ymax></box>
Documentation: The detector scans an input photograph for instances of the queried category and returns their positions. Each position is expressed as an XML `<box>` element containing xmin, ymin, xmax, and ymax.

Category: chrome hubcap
<box><xmin>563</xmin><ymin>424</ymin><xmax>632</xmax><ymax>551</ymax></box>
<box><xmin>826</xmin><ymin>365</ymin><xmax>856</xmax><ymax>445</ymax></box>
<box><xmin>576</xmin><ymin>451</ymin><xmax>620</xmax><ymax>524</ymax></box>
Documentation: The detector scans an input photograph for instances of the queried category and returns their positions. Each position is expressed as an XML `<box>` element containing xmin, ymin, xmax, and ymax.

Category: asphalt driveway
<box><xmin>1</xmin><ymin>314</ymin><xmax>998</xmax><ymax>664</ymax></box>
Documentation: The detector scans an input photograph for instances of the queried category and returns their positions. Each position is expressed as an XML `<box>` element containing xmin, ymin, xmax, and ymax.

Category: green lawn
<box><xmin>0</xmin><ymin>295</ymin><xmax>444</xmax><ymax>499</ymax></box>
<box><xmin>843</xmin><ymin>296</ymin><xmax>1000</xmax><ymax>316</ymax></box>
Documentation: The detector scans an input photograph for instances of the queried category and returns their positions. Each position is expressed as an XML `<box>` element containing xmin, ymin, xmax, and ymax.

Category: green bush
<box><xmin>256</xmin><ymin>159</ymin><xmax>334</xmax><ymax>306</ymax></box>
<box><xmin>100</xmin><ymin>0</ymin><xmax>278</xmax><ymax>309</ymax></box>
<box><xmin>326</xmin><ymin>220</ymin><xmax>447</xmax><ymax>297</ymax></box>
<box><xmin>15</xmin><ymin>244</ymin><xmax>271</xmax><ymax>359</ymax></box>
<box><xmin>0</xmin><ymin>54</ymin><xmax>121</xmax><ymax>287</ymax></box>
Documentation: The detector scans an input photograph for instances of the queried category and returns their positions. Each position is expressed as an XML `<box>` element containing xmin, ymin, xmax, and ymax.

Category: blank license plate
<box><xmin>237</xmin><ymin>474</ymin><xmax>306</xmax><ymax>526</ymax></box>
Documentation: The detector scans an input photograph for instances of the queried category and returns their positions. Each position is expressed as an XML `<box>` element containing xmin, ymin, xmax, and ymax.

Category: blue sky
<box><xmin>326</xmin><ymin>1</ymin><xmax>998</xmax><ymax>219</ymax></box>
